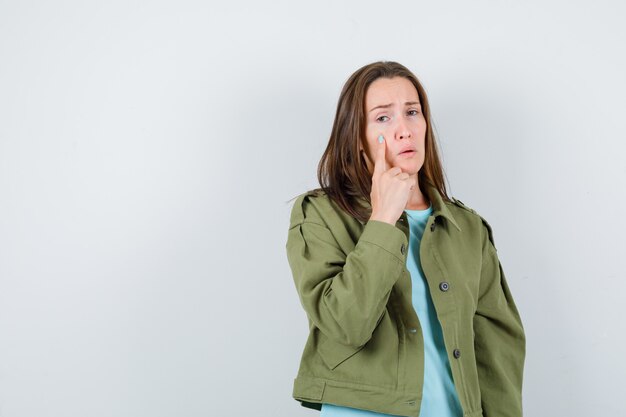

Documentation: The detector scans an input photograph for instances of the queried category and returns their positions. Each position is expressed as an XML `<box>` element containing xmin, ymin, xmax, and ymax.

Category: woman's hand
<box><xmin>367</xmin><ymin>135</ymin><xmax>413</xmax><ymax>225</ymax></box>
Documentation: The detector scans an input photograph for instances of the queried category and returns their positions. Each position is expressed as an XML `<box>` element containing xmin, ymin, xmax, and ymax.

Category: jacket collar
<box><xmin>424</xmin><ymin>182</ymin><xmax>461</xmax><ymax>231</ymax></box>
<box><xmin>356</xmin><ymin>182</ymin><xmax>461</xmax><ymax>232</ymax></box>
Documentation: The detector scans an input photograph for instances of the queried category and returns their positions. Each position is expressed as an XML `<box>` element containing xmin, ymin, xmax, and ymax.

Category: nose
<box><xmin>395</xmin><ymin>118</ymin><xmax>412</xmax><ymax>140</ymax></box>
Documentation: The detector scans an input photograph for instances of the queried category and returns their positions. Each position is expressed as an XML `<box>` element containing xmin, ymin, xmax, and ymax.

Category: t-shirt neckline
<box><xmin>404</xmin><ymin>203</ymin><xmax>433</xmax><ymax>222</ymax></box>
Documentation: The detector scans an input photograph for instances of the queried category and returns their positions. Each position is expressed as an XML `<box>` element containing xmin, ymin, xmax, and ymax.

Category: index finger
<box><xmin>374</xmin><ymin>134</ymin><xmax>389</xmax><ymax>175</ymax></box>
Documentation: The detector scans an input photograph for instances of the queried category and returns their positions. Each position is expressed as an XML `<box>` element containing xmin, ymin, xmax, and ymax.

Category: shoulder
<box><xmin>288</xmin><ymin>188</ymin><xmax>335</xmax><ymax>228</ymax></box>
<box><xmin>449</xmin><ymin>196</ymin><xmax>498</xmax><ymax>250</ymax></box>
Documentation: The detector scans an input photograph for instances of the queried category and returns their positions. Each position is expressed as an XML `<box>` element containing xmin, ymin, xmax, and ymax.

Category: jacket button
<box><xmin>439</xmin><ymin>282</ymin><xmax>449</xmax><ymax>292</ymax></box>
<box><xmin>408</xmin><ymin>328</ymin><xmax>417</xmax><ymax>333</ymax></box>
<box><xmin>400</xmin><ymin>243</ymin><xmax>406</xmax><ymax>254</ymax></box>
<box><xmin>453</xmin><ymin>349</ymin><xmax>461</xmax><ymax>358</ymax></box>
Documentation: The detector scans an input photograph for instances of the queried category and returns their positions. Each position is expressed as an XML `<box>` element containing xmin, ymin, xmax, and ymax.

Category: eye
<box><xmin>376</xmin><ymin>115</ymin><xmax>389</xmax><ymax>122</ymax></box>
<box><xmin>408</xmin><ymin>109</ymin><xmax>420</xmax><ymax>116</ymax></box>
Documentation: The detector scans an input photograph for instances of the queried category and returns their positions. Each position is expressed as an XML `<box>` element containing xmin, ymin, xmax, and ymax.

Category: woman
<box><xmin>285</xmin><ymin>61</ymin><xmax>525</xmax><ymax>417</ymax></box>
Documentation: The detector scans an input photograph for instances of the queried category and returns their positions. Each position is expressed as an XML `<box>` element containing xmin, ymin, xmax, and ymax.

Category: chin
<box><xmin>398</xmin><ymin>161</ymin><xmax>423</xmax><ymax>175</ymax></box>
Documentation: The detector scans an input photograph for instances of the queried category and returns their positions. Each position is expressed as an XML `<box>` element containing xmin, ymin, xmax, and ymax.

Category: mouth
<box><xmin>399</xmin><ymin>149</ymin><xmax>416</xmax><ymax>156</ymax></box>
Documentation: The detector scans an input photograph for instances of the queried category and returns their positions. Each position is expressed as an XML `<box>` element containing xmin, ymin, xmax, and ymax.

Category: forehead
<box><xmin>365</xmin><ymin>77</ymin><xmax>419</xmax><ymax>106</ymax></box>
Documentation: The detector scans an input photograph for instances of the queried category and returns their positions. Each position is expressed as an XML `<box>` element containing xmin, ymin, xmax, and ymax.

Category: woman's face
<box><xmin>362</xmin><ymin>76</ymin><xmax>427</xmax><ymax>175</ymax></box>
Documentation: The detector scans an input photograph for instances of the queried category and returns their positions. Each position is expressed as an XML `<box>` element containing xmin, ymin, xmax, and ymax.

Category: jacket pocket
<box><xmin>317</xmin><ymin>335</ymin><xmax>366</xmax><ymax>370</ymax></box>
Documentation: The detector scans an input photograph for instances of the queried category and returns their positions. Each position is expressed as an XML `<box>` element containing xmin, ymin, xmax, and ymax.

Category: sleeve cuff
<box><xmin>359</xmin><ymin>220</ymin><xmax>408</xmax><ymax>263</ymax></box>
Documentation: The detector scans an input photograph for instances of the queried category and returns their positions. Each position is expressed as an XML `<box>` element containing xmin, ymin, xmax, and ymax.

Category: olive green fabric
<box><xmin>285</xmin><ymin>183</ymin><xmax>525</xmax><ymax>417</ymax></box>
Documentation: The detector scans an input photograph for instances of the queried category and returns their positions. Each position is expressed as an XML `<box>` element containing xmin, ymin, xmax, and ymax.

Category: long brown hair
<box><xmin>291</xmin><ymin>61</ymin><xmax>451</xmax><ymax>223</ymax></box>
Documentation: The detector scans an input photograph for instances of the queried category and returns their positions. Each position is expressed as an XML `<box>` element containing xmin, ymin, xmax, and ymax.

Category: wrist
<box><xmin>369</xmin><ymin>213</ymin><xmax>396</xmax><ymax>225</ymax></box>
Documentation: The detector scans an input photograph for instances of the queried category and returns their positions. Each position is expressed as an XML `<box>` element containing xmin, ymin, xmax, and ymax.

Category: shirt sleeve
<box><xmin>285</xmin><ymin>196</ymin><xmax>408</xmax><ymax>348</ymax></box>
<box><xmin>473</xmin><ymin>220</ymin><xmax>526</xmax><ymax>417</ymax></box>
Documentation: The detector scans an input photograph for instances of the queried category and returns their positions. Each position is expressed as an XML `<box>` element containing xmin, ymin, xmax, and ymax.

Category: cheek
<box><xmin>361</xmin><ymin>138</ymin><xmax>376</xmax><ymax>159</ymax></box>
<box><xmin>416</xmin><ymin>120</ymin><xmax>427</xmax><ymax>139</ymax></box>
<box><xmin>365</xmin><ymin>130</ymin><xmax>381</xmax><ymax>149</ymax></box>
<box><xmin>420</xmin><ymin>117</ymin><xmax>427</xmax><ymax>130</ymax></box>
<box><xmin>366</xmin><ymin>126</ymin><xmax>379</xmax><ymax>142</ymax></box>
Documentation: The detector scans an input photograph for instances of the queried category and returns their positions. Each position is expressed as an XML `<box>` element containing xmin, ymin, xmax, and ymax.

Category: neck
<box><xmin>405</xmin><ymin>174</ymin><xmax>430</xmax><ymax>210</ymax></box>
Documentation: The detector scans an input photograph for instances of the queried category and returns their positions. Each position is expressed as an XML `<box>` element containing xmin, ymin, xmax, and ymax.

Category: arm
<box><xmin>285</xmin><ymin>199</ymin><xmax>407</xmax><ymax>348</ymax></box>
<box><xmin>473</xmin><ymin>220</ymin><xmax>526</xmax><ymax>417</ymax></box>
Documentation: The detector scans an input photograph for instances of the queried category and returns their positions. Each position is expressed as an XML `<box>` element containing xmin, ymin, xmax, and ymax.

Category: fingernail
<box><xmin>378</xmin><ymin>134</ymin><xmax>384</xmax><ymax>143</ymax></box>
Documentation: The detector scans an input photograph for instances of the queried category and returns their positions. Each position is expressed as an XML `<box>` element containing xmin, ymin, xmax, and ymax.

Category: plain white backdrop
<box><xmin>1</xmin><ymin>1</ymin><xmax>625</xmax><ymax>416</ymax></box>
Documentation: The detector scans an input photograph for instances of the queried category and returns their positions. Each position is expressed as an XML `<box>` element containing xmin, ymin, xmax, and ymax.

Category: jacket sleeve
<box><xmin>285</xmin><ymin>196</ymin><xmax>407</xmax><ymax>348</ymax></box>
<box><xmin>473</xmin><ymin>219</ymin><xmax>526</xmax><ymax>417</ymax></box>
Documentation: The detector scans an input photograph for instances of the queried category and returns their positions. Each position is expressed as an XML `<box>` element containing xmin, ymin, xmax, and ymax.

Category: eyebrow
<box><xmin>369</xmin><ymin>101</ymin><xmax>421</xmax><ymax>113</ymax></box>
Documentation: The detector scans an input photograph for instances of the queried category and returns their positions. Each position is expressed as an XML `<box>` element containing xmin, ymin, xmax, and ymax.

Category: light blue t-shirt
<box><xmin>320</xmin><ymin>204</ymin><xmax>463</xmax><ymax>417</ymax></box>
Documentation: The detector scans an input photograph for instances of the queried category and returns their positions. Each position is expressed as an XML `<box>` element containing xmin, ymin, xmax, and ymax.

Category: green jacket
<box><xmin>285</xmin><ymin>182</ymin><xmax>525</xmax><ymax>417</ymax></box>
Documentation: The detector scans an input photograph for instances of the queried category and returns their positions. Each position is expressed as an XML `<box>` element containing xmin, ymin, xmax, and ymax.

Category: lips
<box><xmin>399</xmin><ymin>147</ymin><xmax>416</xmax><ymax>155</ymax></box>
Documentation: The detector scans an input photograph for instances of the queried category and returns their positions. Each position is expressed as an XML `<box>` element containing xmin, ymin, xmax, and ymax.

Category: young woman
<box><xmin>285</xmin><ymin>61</ymin><xmax>525</xmax><ymax>417</ymax></box>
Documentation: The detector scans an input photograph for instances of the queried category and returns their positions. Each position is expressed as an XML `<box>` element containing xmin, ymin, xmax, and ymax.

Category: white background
<box><xmin>1</xmin><ymin>1</ymin><xmax>625</xmax><ymax>416</ymax></box>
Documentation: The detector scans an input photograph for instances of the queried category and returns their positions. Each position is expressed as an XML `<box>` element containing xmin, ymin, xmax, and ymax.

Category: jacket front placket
<box><xmin>417</xmin><ymin>212</ymin><xmax>469</xmax><ymax>412</ymax></box>
<box><xmin>391</xmin><ymin>208</ymin><xmax>466</xmax><ymax>412</ymax></box>
<box><xmin>378</xmin><ymin>210</ymin><xmax>425</xmax><ymax>410</ymax></box>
